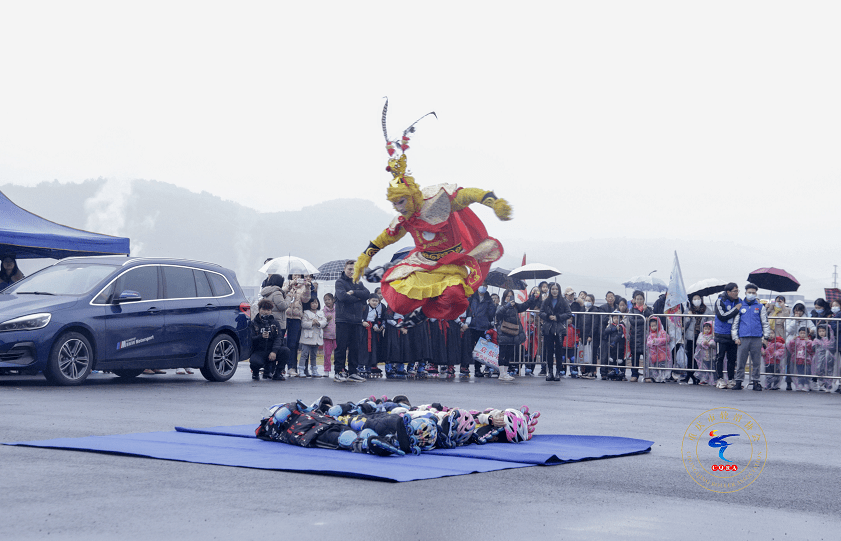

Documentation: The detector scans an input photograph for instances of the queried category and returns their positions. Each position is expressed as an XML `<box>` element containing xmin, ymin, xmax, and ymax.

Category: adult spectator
<box><xmin>258</xmin><ymin>274</ymin><xmax>289</xmax><ymax>377</ymax></box>
<box><xmin>491</xmin><ymin>293</ymin><xmax>500</xmax><ymax>307</ymax></box>
<box><xmin>766</xmin><ymin>295</ymin><xmax>790</xmax><ymax>342</ymax></box>
<box><xmin>334</xmin><ymin>260</ymin><xmax>369</xmax><ymax>382</ymax></box>
<box><xmin>464</xmin><ymin>286</ymin><xmax>496</xmax><ymax>376</ymax></box>
<box><xmin>576</xmin><ymin>293</ymin><xmax>601</xmax><ymax>378</ymax></box>
<box><xmin>540</xmin><ymin>283</ymin><xmax>573</xmax><ymax>381</ymax></box>
<box><xmin>713</xmin><ymin>283</ymin><xmax>742</xmax><ymax>389</ymax></box>
<box><xmin>731</xmin><ymin>283</ymin><xmax>771</xmax><ymax>391</ymax></box>
<box><xmin>563</xmin><ymin>287</ymin><xmax>577</xmax><ymax>309</ymax></box>
<box><xmin>597</xmin><ymin>291</ymin><xmax>617</xmax><ymax>379</ymax></box>
<box><xmin>784</xmin><ymin>301</ymin><xmax>815</xmax><ymax>391</ymax></box>
<box><xmin>628</xmin><ymin>290</ymin><xmax>652</xmax><ymax>382</ymax></box>
<box><xmin>811</xmin><ymin>298</ymin><xmax>831</xmax><ymax>326</ymax></box>
<box><xmin>683</xmin><ymin>294</ymin><xmax>713</xmax><ymax>384</ymax></box>
<box><xmin>0</xmin><ymin>255</ymin><xmax>24</xmax><ymax>291</ymax></box>
<box><xmin>260</xmin><ymin>257</ymin><xmax>275</xmax><ymax>288</ymax></box>
<box><xmin>495</xmin><ymin>289</ymin><xmax>531</xmax><ymax>381</ymax></box>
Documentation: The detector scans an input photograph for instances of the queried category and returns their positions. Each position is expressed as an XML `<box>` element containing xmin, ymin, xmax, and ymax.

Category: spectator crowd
<box><xmin>247</xmin><ymin>257</ymin><xmax>840</xmax><ymax>395</ymax></box>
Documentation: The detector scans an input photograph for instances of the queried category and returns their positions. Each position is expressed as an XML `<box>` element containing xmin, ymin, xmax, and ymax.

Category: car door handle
<box><xmin>205</xmin><ymin>304</ymin><xmax>215</xmax><ymax>310</ymax></box>
<box><xmin>147</xmin><ymin>307</ymin><xmax>160</xmax><ymax>314</ymax></box>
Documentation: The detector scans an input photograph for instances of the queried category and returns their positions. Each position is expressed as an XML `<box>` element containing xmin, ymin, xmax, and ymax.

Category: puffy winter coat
<box><xmin>334</xmin><ymin>273</ymin><xmax>369</xmax><ymax>324</ymax></box>
<box><xmin>628</xmin><ymin>304</ymin><xmax>653</xmax><ymax>345</ymax></box>
<box><xmin>300</xmin><ymin>309</ymin><xmax>328</xmax><ymax>346</ymax></box>
<box><xmin>785</xmin><ymin>301</ymin><xmax>816</xmax><ymax>339</ymax></box>
<box><xmin>539</xmin><ymin>296</ymin><xmax>573</xmax><ymax>337</ymax></box>
<box><xmin>467</xmin><ymin>293</ymin><xmax>496</xmax><ymax>332</ymax></box>
<box><xmin>494</xmin><ymin>296</ymin><xmax>528</xmax><ymax>346</ymax></box>
<box><xmin>283</xmin><ymin>280</ymin><xmax>312</xmax><ymax>320</ymax></box>
<box><xmin>259</xmin><ymin>285</ymin><xmax>290</xmax><ymax>329</ymax></box>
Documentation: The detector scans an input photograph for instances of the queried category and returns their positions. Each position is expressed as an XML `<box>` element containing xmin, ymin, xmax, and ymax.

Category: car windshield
<box><xmin>4</xmin><ymin>263</ymin><xmax>118</xmax><ymax>296</ymax></box>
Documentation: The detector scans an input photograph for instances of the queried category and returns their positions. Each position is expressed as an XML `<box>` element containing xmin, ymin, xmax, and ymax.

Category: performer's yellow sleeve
<box><xmin>452</xmin><ymin>188</ymin><xmax>512</xmax><ymax>221</ymax></box>
<box><xmin>352</xmin><ymin>226</ymin><xmax>408</xmax><ymax>283</ymax></box>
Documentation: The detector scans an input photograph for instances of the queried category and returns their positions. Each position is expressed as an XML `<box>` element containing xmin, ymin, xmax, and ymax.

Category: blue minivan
<box><xmin>0</xmin><ymin>256</ymin><xmax>252</xmax><ymax>385</ymax></box>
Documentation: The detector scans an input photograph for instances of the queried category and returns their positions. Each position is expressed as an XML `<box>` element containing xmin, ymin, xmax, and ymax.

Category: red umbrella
<box><xmin>747</xmin><ymin>267</ymin><xmax>800</xmax><ymax>292</ymax></box>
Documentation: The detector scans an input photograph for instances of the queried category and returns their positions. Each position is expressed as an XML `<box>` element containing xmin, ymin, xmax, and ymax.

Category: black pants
<box><xmin>629</xmin><ymin>340</ymin><xmax>644</xmax><ymax>378</ymax></box>
<box><xmin>499</xmin><ymin>343</ymin><xmax>515</xmax><ymax>368</ymax></box>
<box><xmin>335</xmin><ymin>322</ymin><xmax>360</xmax><ymax>375</ymax></box>
<box><xmin>250</xmin><ymin>346</ymin><xmax>290</xmax><ymax>376</ymax></box>
<box><xmin>714</xmin><ymin>335</ymin><xmax>737</xmax><ymax>380</ymax></box>
<box><xmin>543</xmin><ymin>333</ymin><xmax>563</xmax><ymax>375</ymax></box>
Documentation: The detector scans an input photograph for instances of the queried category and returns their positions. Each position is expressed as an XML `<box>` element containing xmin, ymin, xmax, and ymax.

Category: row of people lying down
<box><xmin>256</xmin><ymin>394</ymin><xmax>540</xmax><ymax>456</ymax></box>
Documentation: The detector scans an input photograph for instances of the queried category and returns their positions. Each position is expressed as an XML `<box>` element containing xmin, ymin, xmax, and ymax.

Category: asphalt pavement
<box><xmin>2</xmin><ymin>366</ymin><xmax>839</xmax><ymax>541</ymax></box>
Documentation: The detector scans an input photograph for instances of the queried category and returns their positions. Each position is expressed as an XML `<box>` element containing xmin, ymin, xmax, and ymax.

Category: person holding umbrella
<box><xmin>713</xmin><ymin>283</ymin><xmax>742</xmax><ymax>389</ymax></box>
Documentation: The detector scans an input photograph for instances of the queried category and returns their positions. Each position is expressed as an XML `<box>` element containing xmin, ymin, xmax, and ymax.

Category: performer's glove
<box><xmin>352</xmin><ymin>255</ymin><xmax>370</xmax><ymax>283</ymax></box>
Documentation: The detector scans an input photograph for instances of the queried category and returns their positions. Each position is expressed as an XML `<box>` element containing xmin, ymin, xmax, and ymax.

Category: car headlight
<box><xmin>0</xmin><ymin>313</ymin><xmax>52</xmax><ymax>332</ymax></box>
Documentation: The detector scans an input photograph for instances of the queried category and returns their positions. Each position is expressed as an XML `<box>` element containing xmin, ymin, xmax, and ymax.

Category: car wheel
<box><xmin>112</xmin><ymin>369</ymin><xmax>144</xmax><ymax>379</ymax></box>
<box><xmin>202</xmin><ymin>334</ymin><xmax>238</xmax><ymax>382</ymax></box>
<box><xmin>45</xmin><ymin>332</ymin><xmax>93</xmax><ymax>386</ymax></box>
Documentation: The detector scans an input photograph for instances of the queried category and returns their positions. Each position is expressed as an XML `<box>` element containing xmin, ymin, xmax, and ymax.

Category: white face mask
<box><xmin>776</xmin><ymin>302</ymin><xmax>784</xmax><ymax>309</ymax></box>
<box><xmin>745</xmin><ymin>293</ymin><xmax>757</xmax><ymax>301</ymax></box>
<box><xmin>584</xmin><ymin>302</ymin><xmax>593</xmax><ymax>309</ymax></box>
<box><xmin>832</xmin><ymin>306</ymin><xmax>840</xmax><ymax>314</ymax></box>
<box><xmin>692</xmin><ymin>299</ymin><xmax>702</xmax><ymax>307</ymax></box>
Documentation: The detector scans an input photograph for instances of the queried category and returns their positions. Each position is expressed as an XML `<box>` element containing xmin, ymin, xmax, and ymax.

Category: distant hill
<box><xmin>1</xmin><ymin>178</ymin><xmax>397</xmax><ymax>286</ymax></box>
<box><xmin>1</xmin><ymin>178</ymin><xmax>830</xmax><ymax>300</ymax></box>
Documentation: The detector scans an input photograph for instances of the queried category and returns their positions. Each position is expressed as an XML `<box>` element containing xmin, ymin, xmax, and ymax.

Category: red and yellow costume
<box><xmin>352</xmin><ymin>114</ymin><xmax>512</xmax><ymax>320</ymax></box>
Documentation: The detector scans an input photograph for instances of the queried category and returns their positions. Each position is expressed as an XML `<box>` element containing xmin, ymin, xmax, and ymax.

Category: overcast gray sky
<box><xmin>1</xmin><ymin>1</ymin><xmax>839</xmax><ymax>295</ymax></box>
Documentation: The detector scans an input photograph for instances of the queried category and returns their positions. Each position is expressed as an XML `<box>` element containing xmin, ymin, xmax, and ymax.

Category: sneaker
<box><xmin>272</xmin><ymin>373</ymin><xmax>286</xmax><ymax>381</ymax></box>
<box><xmin>288</xmin><ymin>368</ymin><xmax>298</xmax><ymax>378</ymax></box>
<box><xmin>348</xmin><ymin>373</ymin><xmax>365</xmax><ymax>383</ymax></box>
<box><xmin>751</xmin><ymin>381</ymin><xmax>762</xmax><ymax>391</ymax></box>
<box><xmin>334</xmin><ymin>371</ymin><xmax>348</xmax><ymax>382</ymax></box>
<box><xmin>629</xmin><ymin>376</ymin><xmax>638</xmax><ymax>382</ymax></box>
<box><xmin>715</xmin><ymin>378</ymin><xmax>725</xmax><ymax>389</ymax></box>
<box><xmin>310</xmin><ymin>367</ymin><xmax>321</xmax><ymax>378</ymax></box>
<box><xmin>459</xmin><ymin>368</ymin><xmax>471</xmax><ymax>378</ymax></box>
<box><xmin>251</xmin><ymin>371</ymin><xmax>260</xmax><ymax>380</ymax></box>
<box><xmin>726</xmin><ymin>380</ymin><xmax>736</xmax><ymax>389</ymax></box>
<box><xmin>499</xmin><ymin>372</ymin><xmax>514</xmax><ymax>382</ymax></box>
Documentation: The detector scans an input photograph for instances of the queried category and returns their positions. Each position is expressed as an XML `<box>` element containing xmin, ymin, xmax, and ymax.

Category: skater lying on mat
<box><xmin>256</xmin><ymin>395</ymin><xmax>540</xmax><ymax>457</ymax></box>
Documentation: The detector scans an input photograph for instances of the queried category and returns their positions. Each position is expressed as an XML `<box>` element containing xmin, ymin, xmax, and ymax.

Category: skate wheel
<box><xmin>411</xmin><ymin>445</ymin><xmax>421</xmax><ymax>455</ymax></box>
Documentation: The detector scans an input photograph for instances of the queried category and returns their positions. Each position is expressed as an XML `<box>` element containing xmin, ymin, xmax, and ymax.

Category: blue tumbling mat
<box><xmin>5</xmin><ymin>427</ymin><xmax>653</xmax><ymax>482</ymax></box>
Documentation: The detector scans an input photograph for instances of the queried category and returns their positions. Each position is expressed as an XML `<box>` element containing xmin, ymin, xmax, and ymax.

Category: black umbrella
<box><xmin>484</xmin><ymin>267</ymin><xmax>527</xmax><ymax>290</ymax></box>
<box><xmin>686</xmin><ymin>278</ymin><xmax>728</xmax><ymax>298</ymax></box>
<box><xmin>747</xmin><ymin>267</ymin><xmax>800</xmax><ymax>292</ymax></box>
<box><xmin>313</xmin><ymin>259</ymin><xmax>348</xmax><ymax>281</ymax></box>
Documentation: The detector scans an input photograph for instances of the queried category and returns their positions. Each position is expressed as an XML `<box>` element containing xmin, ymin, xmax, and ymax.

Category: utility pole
<box><xmin>834</xmin><ymin>265</ymin><xmax>838</xmax><ymax>288</ymax></box>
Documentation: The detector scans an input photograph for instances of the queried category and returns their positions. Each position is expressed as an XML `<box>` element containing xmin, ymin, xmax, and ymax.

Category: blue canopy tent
<box><xmin>0</xmin><ymin>190</ymin><xmax>130</xmax><ymax>259</ymax></box>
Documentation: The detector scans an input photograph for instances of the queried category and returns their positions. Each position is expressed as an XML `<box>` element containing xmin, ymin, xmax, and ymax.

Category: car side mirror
<box><xmin>114</xmin><ymin>290</ymin><xmax>142</xmax><ymax>304</ymax></box>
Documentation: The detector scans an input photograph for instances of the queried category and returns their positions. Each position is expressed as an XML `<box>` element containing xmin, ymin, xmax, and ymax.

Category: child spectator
<box><xmin>384</xmin><ymin>307</ymin><xmax>410</xmax><ymax>378</ymax></box>
<box><xmin>250</xmin><ymin>299</ymin><xmax>290</xmax><ymax>380</ymax></box>
<box><xmin>602</xmin><ymin>311</ymin><xmax>629</xmax><ymax>380</ymax></box>
<box><xmin>282</xmin><ymin>274</ymin><xmax>311</xmax><ymax>376</ymax></box>
<box><xmin>786</xmin><ymin>326</ymin><xmax>814</xmax><ymax>391</ymax></box>
<box><xmin>694</xmin><ymin>321</ymin><xmax>716</xmax><ymax>386</ymax></box>
<box><xmin>628</xmin><ymin>290</ymin><xmax>653</xmax><ymax>382</ymax></box>
<box><xmin>299</xmin><ymin>298</ymin><xmax>328</xmax><ymax>378</ymax></box>
<box><xmin>784</xmin><ymin>301</ymin><xmax>815</xmax><ymax>391</ymax></box>
<box><xmin>761</xmin><ymin>334</ymin><xmax>786</xmax><ymax>390</ymax></box>
<box><xmin>359</xmin><ymin>294</ymin><xmax>384</xmax><ymax>378</ymax></box>
<box><xmin>321</xmin><ymin>293</ymin><xmax>337</xmax><ymax>377</ymax></box>
<box><xmin>562</xmin><ymin>318</ymin><xmax>580</xmax><ymax>378</ymax></box>
<box><xmin>646</xmin><ymin>318</ymin><xmax>672</xmax><ymax>383</ymax></box>
<box><xmin>811</xmin><ymin>324</ymin><xmax>836</xmax><ymax>393</ymax></box>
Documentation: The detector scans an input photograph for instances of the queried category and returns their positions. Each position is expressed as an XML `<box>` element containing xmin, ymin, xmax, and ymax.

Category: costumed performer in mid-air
<box><xmin>352</xmin><ymin>99</ymin><xmax>513</xmax><ymax>327</ymax></box>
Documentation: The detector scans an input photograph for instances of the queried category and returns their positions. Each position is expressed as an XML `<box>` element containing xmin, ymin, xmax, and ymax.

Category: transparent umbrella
<box><xmin>259</xmin><ymin>256</ymin><xmax>320</xmax><ymax>276</ymax></box>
